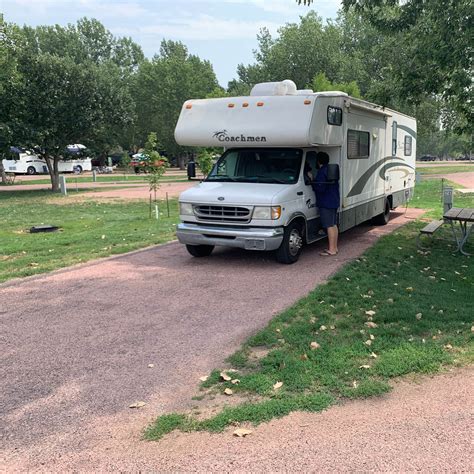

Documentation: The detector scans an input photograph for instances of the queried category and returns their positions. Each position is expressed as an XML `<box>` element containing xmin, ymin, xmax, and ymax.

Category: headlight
<box><xmin>253</xmin><ymin>206</ymin><xmax>281</xmax><ymax>220</ymax></box>
<box><xmin>180</xmin><ymin>202</ymin><xmax>194</xmax><ymax>215</ymax></box>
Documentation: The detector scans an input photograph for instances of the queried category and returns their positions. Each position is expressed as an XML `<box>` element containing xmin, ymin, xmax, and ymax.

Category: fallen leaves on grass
<box><xmin>231</xmin><ymin>379</ymin><xmax>240</xmax><ymax>385</ymax></box>
<box><xmin>273</xmin><ymin>381</ymin><xmax>283</xmax><ymax>390</ymax></box>
<box><xmin>370</xmin><ymin>352</ymin><xmax>378</xmax><ymax>358</ymax></box>
<box><xmin>365</xmin><ymin>321</ymin><xmax>378</xmax><ymax>328</ymax></box>
<box><xmin>220</xmin><ymin>372</ymin><xmax>232</xmax><ymax>381</ymax></box>
<box><xmin>359</xmin><ymin>365</ymin><xmax>370</xmax><ymax>369</ymax></box>
<box><xmin>416</xmin><ymin>313</ymin><xmax>423</xmax><ymax>320</ymax></box>
<box><xmin>364</xmin><ymin>339</ymin><xmax>372</xmax><ymax>346</ymax></box>
<box><xmin>310</xmin><ymin>341</ymin><xmax>321</xmax><ymax>350</ymax></box>
<box><xmin>224</xmin><ymin>388</ymin><xmax>233</xmax><ymax>396</ymax></box>
<box><xmin>365</xmin><ymin>310</ymin><xmax>376</xmax><ymax>317</ymax></box>
<box><xmin>199</xmin><ymin>375</ymin><xmax>208</xmax><ymax>382</ymax></box>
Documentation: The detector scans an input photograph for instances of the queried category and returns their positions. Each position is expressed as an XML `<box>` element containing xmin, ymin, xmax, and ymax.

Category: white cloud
<box><xmin>139</xmin><ymin>14</ymin><xmax>282</xmax><ymax>40</ymax></box>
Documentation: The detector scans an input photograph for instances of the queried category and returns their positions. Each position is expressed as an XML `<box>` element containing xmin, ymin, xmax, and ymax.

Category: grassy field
<box><xmin>10</xmin><ymin>174</ymin><xmax>190</xmax><ymax>185</ymax></box>
<box><xmin>0</xmin><ymin>190</ymin><xmax>179</xmax><ymax>282</ymax></box>
<box><xmin>417</xmin><ymin>164</ymin><xmax>474</xmax><ymax>175</ymax></box>
<box><xmin>409</xmin><ymin>179</ymin><xmax>474</xmax><ymax>218</ymax></box>
<box><xmin>146</xmin><ymin>179</ymin><xmax>474</xmax><ymax>440</ymax></box>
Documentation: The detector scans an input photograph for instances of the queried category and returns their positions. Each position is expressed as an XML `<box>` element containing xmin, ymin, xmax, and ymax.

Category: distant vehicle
<box><xmin>130</xmin><ymin>153</ymin><xmax>148</xmax><ymax>173</ymax></box>
<box><xmin>2</xmin><ymin>145</ymin><xmax>92</xmax><ymax>174</ymax></box>
<box><xmin>456</xmin><ymin>154</ymin><xmax>471</xmax><ymax>161</ymax></box>
<box><xmin>418</xmin><ymin>155</ymin><xmax>437</xmax><ymax>162</ymax></box>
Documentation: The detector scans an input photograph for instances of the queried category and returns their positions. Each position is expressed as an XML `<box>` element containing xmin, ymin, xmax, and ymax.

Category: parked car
<box><xmin>418</xmin><ymin>155</ymin><xmax>437</xmax><ymax>162</ymax></box>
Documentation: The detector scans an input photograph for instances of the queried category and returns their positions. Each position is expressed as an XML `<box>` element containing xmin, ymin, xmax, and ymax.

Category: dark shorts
<box><xmin>319</xmin><ymin>207</ymin><xmax>338</xmax><ymax>228</ymax></box>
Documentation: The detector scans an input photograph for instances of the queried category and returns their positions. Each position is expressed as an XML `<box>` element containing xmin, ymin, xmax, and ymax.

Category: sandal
<box><xmin>319</xmin><ymin>250</ymin><xmax>338</xmax><ymax>256</ymax></box>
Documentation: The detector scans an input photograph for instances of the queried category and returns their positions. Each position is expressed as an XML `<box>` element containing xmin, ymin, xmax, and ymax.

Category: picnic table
<box><xmin>443</xmin><ymin>207</ymin><xmax>474</xmax><ymax>256</ymax></box>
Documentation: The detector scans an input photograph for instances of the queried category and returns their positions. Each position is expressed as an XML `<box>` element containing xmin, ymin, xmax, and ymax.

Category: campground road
<box><xmin>1</xmin><ymin>208</ymin><xmax>436</xmax><ymax>471</ymax></box>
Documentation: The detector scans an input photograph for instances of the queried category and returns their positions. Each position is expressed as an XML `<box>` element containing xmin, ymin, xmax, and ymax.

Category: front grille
<box><xmin>194</xmin><ymin>205</ymin><xmax>251</xmax><ymax>223</ymax></box>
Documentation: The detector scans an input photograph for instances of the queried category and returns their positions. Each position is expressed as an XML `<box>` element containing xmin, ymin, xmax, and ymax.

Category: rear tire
<box><xmin>372</xmin><ymin>199</ymin><xmax>391</xmax><ymax>225</ymax></box>
<box><xmin>186</xmin><ymin>244</ymin><xmax>214</xmax><ymax>257</ymax></box>
<box><xmin>27</xmin><ymin>166</ymin><xmax>36</xmax><ymax>175</ymax></box>
<box><xmin>275</xmin><ymin>221</ymin><xmax>304</xmax><ymax>264</ymax></box>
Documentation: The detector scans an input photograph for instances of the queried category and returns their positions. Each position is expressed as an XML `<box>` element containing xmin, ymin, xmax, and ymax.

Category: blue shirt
<box><xmin>312</xmin><ymin>165</ymin><xmax>340</xmax><ymax>209</ymax></box>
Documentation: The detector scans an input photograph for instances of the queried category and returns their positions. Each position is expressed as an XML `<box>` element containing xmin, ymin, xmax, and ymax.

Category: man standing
<box><xmin>312</xmin><ymin>151</ymin><xmax>340</xmax><ymax>256</ymax></box>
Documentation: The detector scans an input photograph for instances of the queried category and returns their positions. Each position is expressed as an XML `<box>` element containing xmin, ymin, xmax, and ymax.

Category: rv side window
<box><xmin>392</xmin><ymin>121</ymin><xmax>398</xmax><ymax>156</ymax></box>
<box><xmin>327</xmin><ymin>106</ymin><xmax>342</xmax><ymax>126</ymax></box>
<box><xmin>347</xmin><ymin>130</ymin><xmax>370</xmax><ymax>159</ymax></box>
<box><xmin>404</xmin><ymin>135</ymin><xmax>412</xmax><ymax>156</ymax></box>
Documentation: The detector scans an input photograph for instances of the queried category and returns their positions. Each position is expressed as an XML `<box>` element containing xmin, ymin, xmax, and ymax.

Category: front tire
<box><xmin>372</xmin><ymin>199</ymin><xmax>391</xmax><ymax>225</ymax></box>
<box><xmin>275</xmin><ymin>221</ymin><xmax>304</xmax><ymax>264</ymax></box>
<box><xmin>27</xmin><ymin>166</ymin><xmax>36</xmax><ymax>175</ymax></box>
<box><xmin>186</xmin><ymin>244</ymin><xmax>214</xmax><ymax>257</ymax></box>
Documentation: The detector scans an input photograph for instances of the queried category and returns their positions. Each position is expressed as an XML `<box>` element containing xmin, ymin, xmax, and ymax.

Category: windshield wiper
<box><xmin>253</xmin><ymin>176</ymin><xmax>288</xmax><ymax>184</ymax></box>
<box><xmin>206</xmin><ymin>175</ymin><xmax>238</xmax><ymax>182</ymax></box>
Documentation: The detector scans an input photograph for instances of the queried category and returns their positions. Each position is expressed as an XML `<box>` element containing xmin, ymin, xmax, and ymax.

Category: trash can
<box><xmin>187</xmin><ymin>159</ymin><xmax>196</xmax><ymax>180</ymax></box>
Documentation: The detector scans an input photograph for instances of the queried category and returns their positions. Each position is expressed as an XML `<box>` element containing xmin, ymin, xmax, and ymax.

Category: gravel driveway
<box><xmin>1</xmin><ymin>209</ymin><xmax>440</xmax><ymax>471</ymax></box>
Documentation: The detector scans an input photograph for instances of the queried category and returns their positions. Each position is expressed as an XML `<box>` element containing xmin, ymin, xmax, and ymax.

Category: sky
<box><xmin>1</xmin><ymin>0</ymin><xmax>342</xmax><ymax>86</ymax></box>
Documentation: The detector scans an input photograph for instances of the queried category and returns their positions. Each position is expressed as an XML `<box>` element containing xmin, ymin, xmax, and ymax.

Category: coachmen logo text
<box><xmin>213</xmin><ymin>130</ymin><xmax>267</xmax><ymax>143</ymax></box>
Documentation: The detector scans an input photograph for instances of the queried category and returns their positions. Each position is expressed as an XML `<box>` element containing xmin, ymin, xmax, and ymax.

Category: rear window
<box><xmin>404</xmin><ymin>135</ymin><xmax>412</xmax><ymax>156</ymax></box>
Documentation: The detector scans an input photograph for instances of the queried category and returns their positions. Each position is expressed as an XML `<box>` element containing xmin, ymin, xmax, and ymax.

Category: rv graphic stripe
<box><xmin>396</xmin><ymin>124</ymin><xmax>417</xmax><ymax>140</ymax></box>
<box><xmin>347</xmin><ymin>157</ymin><xmax>414</xmax><ymax>197</ymax></box>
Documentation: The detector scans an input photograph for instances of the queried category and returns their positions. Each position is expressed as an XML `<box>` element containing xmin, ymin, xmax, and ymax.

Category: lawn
<box><xmin>146</xmin><ymin>179</ymin><xmax>473</xmax><ymax>440</ymax></box>
<box><xmin>0</xmin><ymin>190</ymin><xmax>179</xmax><ymax>282</ymax></box>
<box><xmin>11</xmin><ymin>174</ymin><xmax>190</xmax><ymax>185</ymax></box>
<box><xmin>409</xmin><ymin>179</ymin><xmax>474</xmax><ymax>218</ymax></box>
<box><xmin>417</xmin><ymin>164</ymin><xmax>474</xmax><ymax>175</ymax></box>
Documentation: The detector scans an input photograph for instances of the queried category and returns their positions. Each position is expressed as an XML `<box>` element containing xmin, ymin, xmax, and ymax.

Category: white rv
<box><xmin>2</xmin><ymin>145</ymin><xmax>92</xmax><ymax>175</ymax></box>
<box><xmin>175</xmin><ymin>80</ymin><xmax>416</xmax><ymax>264</ymax></box>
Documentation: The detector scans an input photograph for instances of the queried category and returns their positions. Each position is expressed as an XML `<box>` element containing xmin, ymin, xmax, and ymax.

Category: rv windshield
<box><xmin>207</xmin><ymin>148</ymin><xmax>303</xmax><ymax>184</ymax></box>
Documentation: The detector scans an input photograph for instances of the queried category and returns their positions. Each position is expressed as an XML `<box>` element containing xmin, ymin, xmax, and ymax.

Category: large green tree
<box><xmin>133</xmin><ymin>40</ymin><xmax>218</xmax><ymax>167</ymax></box>
<box><xmin>298</xmin><ymin>0</ymin><xmax>473</xmax><ymax>133</ymax></box>
<box><xmin>232</xmin><ymin>13</ymin><xmax>353</xmax><ymax>91</ymax></box>
<box><xmin>0</xmin><ymin>19</ymin><xmax>137</xmax><ymax>191</ymax></box>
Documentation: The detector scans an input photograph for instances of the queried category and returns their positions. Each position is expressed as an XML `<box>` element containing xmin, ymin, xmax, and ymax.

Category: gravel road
<box><xmin>5</xmin><ymin>208</ymin><xmax>467</xmax><ymax>472</ymax></box>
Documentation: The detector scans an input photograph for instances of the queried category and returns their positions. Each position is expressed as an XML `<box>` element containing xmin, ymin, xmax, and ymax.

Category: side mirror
<box><xmin>327</xmin><ymin>164</ymin><xmax>340</xmax><ymax>182</ymax></box>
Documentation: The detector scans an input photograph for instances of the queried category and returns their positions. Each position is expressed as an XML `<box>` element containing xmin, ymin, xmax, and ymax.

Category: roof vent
<box><xmin>250</xmin><ymin>80</ymin><xmax>297</xmax><ymax>97</ymax></box>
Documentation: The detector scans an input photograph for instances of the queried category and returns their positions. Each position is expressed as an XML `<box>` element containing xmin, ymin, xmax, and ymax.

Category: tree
<box><xmin>0</xmin><ymin>16</ymin><xmax>19</xmax><ymax>184</ymax></box>
<box><xmin>196</xmin><ymin>149</ymin><xmax>215</xmax><ymax>177</ymax></box>
<box><xmin>299</xmin><ymin>0</ymin><xmax>472</xmax><ymax>133</ymax></box>
<box><xmin>4</xmin><ymin>52</ymin><xmax>134</xmax><ymax>191</ymax></box>
<box><xmin>133</xmin><ymin>40</ymin><xmax>218</xmax><ymax>167</ymax></box>
<box><xmin>143</xmin><ymin>132</ymin><xmax>168</xmax><ymax>201</ymax></box>
<box><xmin>310</xmin><ymin>72</ymin><xmax>361</xmax><ymax>97</ymax></box>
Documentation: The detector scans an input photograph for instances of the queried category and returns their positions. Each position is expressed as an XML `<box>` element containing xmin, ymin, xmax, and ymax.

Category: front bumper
<box><xmin>177</xmin><ymin>222</ymin><xmax>284</xmax><ymax>251</ymax></box>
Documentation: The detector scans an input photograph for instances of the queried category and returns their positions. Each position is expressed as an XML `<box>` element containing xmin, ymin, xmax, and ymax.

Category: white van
<box><xmin>2</xmin><ymin>146</ymin><xmax>92</xmax><ymax>175</ymax></box>
<box><xmin>174</xmin><ymin>80</ymin><xmax>416</xmax><ymax>264</ymax></box>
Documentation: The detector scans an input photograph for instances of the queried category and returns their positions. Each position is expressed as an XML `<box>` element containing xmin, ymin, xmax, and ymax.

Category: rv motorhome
<box><xmin>174</xmin><ymin>80</ymin><xmax>416</xmax><ymax>264</ymax></box>
<box><xmin>2</xmin><ymin>145</ymin><xmax>92</xmax><ymax>175</ymax></box>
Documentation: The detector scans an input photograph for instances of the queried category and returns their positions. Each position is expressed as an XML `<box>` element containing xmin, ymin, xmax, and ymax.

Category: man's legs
<box><xmin>327</xmin><ymin>225</ymin><xmax>338</xmax><ymax>254</ymax></box>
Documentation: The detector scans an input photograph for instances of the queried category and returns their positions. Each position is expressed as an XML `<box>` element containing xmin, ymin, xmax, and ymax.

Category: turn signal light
<box><xmin>242</xmin><ymin>102</ymin><xmax>249</xmax><ymax>107</ymax></box>
<box><xmin>304</xmin><ymin>100</ymin><xmax>312</xmax><ymax>105</ymax></box>
<box><xmin>185</xmin><ymin>104</ymin><xmax>192</xmax><ymax>109</ymax></box>
<box><xmin>228</xmin><ymin>103</ymin><xmax>235</xmax><ymax>108</ymax></box>
<box><xmin>257</xmin><ymin>102</ymin><xmax>264</xmax><ymax>107</ymax></box>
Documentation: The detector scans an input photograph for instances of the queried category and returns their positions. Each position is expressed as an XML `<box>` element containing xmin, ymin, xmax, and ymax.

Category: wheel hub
<box><xmin>288</xmin><ymin>229</ymin><xmax>303</xmax><ymax>256</ymax></box>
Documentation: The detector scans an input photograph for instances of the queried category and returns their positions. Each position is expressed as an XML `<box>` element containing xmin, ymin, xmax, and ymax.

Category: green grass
<box><xmin>146</xmin><ymin>178</ymin><xmax>474</xmax><ymax>440</ymax></box>
<box><xmin>409</xmin><ymin>179</ymin><xmax>474</xmax><ymax>218</ymax></box>
<box><xmin>0</xmin><ymin>190</ymin><xmax>179</xmax><ymax>282</ymax></box>
<box><xmin>10</xmin><ymin>175</ymin><xmax>190</xmax><ymax>185</ymax></box>
<box><xmin>417</xmin><ymin>164</ymin><xmax>474</xmax><ymax>175</ymax></box>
